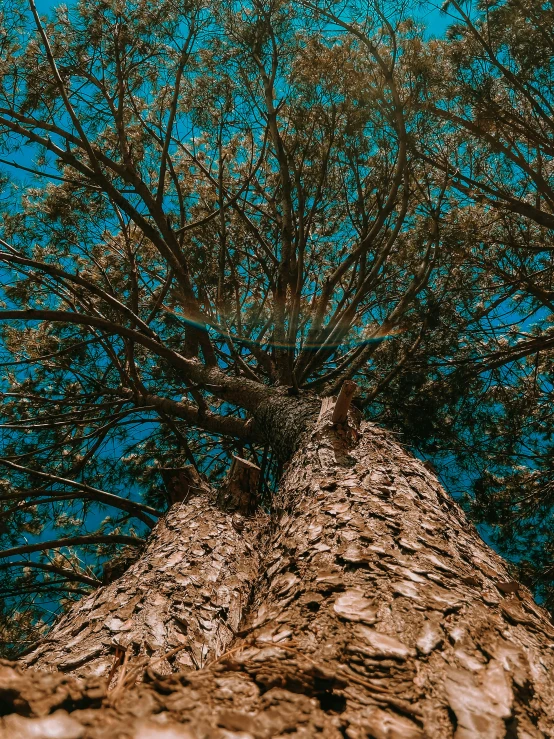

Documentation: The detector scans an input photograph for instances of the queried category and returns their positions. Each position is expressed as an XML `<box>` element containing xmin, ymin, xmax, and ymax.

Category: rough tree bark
<box><xmin>17</xmin><ymin>470</ymin><xmax>263</xmax><ymax>680</ymax></box>
<box><xmin>1</xmin><ymin>404</ymin><xmax>554</xmax><ymax>738</ymax></box>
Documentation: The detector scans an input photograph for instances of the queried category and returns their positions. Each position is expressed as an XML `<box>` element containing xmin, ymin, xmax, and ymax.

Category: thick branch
<box><xmin>138</xmin><ymin>393</ymin><xmax>263</xmax><ymax>442</ymax></box>
<box><xmin>0</xmin><ymin>310</ymin><xmax>272</xmax><ymax>411</ymax></box>
<box><xmin>0</xmin><ymin>535</ymin><xmax>143</xmax><ymax>559</ymax></box>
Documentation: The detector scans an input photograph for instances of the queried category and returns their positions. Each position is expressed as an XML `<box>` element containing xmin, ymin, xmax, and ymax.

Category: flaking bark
<box><xmin>3</xmin><ymin>409</ymin><xmax>554</xmax><ymax>738</ymax></box>
<box><xmin>19</xmin><ymin>480</ymin><xmax>263</xmax><ymax>680</ymax></box>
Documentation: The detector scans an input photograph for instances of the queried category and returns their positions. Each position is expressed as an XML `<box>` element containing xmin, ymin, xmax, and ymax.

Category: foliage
<box><xmin>407</xmin><ymin>0</ymin><xmax>554</xmax><ymax>611</ymax></box>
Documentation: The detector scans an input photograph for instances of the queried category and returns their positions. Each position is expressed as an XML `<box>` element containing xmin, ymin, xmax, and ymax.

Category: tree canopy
<box><xmin>1</xmin><ymin>0</ymin><xmax>554</xmax><ymax>654</ymax></box>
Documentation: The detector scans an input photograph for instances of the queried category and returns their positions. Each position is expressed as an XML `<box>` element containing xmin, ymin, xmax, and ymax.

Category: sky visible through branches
<box><xmin>0</xmin><ymin>0</ymin><xmax>496</xmax><ymax>618</ymax></box>
<box><xmin>2</xmin><ymin>0</ymin><xmax>554</xmax><ymax>652</ymax></box>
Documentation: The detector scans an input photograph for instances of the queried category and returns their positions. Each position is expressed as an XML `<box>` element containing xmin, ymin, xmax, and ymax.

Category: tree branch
<box><xmin>0</xmin><ymin>560</ymin><xmax>100</xmax><ymax>587</ymax></box>
<box><xmin>0</xmin><ymin>459</ymin><xmax>160</xmax><ymax>527</ymax></box>
<box><xmin>0</xmin><ymin>534</ymin><xmax>144</xmax><ymax>560</ymax></box>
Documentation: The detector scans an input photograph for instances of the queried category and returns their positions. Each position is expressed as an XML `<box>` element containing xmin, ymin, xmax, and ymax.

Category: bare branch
<box><xmin>0</xmin><ymin>534</ymin><xmax>144</xmax><ymax>559</ymax></box>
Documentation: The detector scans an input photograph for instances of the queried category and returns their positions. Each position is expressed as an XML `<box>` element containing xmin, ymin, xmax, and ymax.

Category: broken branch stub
<box><xmin>318</xmin><ymin>396</ymin><xmax>335</xmax><ymax>422</ymax></box>
<box><xmin>102</xmin><ymin>546</ymin><xmax>142</xmax><ymax>585</ymax></box>
<box><xmin>217</xmin><ymin>455</ymin><xmax>260</xmax><ymax>515</ymax></box>
<box><xmin>332</xmin><ymin>380</ymin><xmax>358</xmax><ymax>424</ymax></box>
<box><xmin>159</xmin><ymin>465</ymin><xmax>205</xmax><ymax>505</ymax></box>
<box><xmin>319</xmin><ymin>381</ymin><xmax>359</xmax><ymax>425</ymax></box>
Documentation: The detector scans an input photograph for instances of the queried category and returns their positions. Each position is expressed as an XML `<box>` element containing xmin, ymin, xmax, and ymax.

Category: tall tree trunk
<box><xmin>2</xmin><ymin>409</ymin><xmax>554</xmax><ymax>738</ymax></box>
<box><xmin>18</xmin><ymin>477</ymin><xmax>263</xmax><ymax>680</ymax></box>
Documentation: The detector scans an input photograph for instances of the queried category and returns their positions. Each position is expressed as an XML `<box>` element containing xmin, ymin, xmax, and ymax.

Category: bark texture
<box><xmin>19</xmin><ymin>480</ymin><xmax>263</xmax><ymax>680</ymax></box>
<box><xmin>2</xmin><ymin>410</ymin><xmax>554</xmax><ymax>738</ymax></box>
<box><xmin>253</xmin><ymin>391</ymin><xmax>319</xmax><ymax>463</ymax></box>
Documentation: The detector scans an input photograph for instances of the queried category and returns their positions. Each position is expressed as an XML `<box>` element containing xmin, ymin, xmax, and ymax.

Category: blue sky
<box><xmin>33</xmin><ymin>0</ymin><xmax>452</xmax><ymax>36</ymax></box>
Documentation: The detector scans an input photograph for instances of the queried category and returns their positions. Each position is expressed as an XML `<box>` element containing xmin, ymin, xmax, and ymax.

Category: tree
<box><xmin>4</xmin><ymin>412</ymin><xmax>554</xmax><ymax>736</ymax></box>
<box><xmin>1</xmin><ymin>0</ymin><xmax>554</xmax><ymax>735</ymax></box>
<box><xmin>0</xmin><ymin>0</ymin><xmax>435</xmax><ymax>639</ymax></box>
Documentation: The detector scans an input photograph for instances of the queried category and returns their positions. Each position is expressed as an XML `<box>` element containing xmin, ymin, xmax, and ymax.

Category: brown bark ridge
<box><xmin>18</xmin><ymin>474</ymin><xmax>263</xmax><ymax>681</ymax></box>
<box><xmin>2</xmin><ymin>408</ymin><xmax>554</xmax><ymax>738</ymax></box>
<box><xmin>217</xmin><ymin>456</ymin><xmax>261</xmax><ymax>515</ymax></box>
